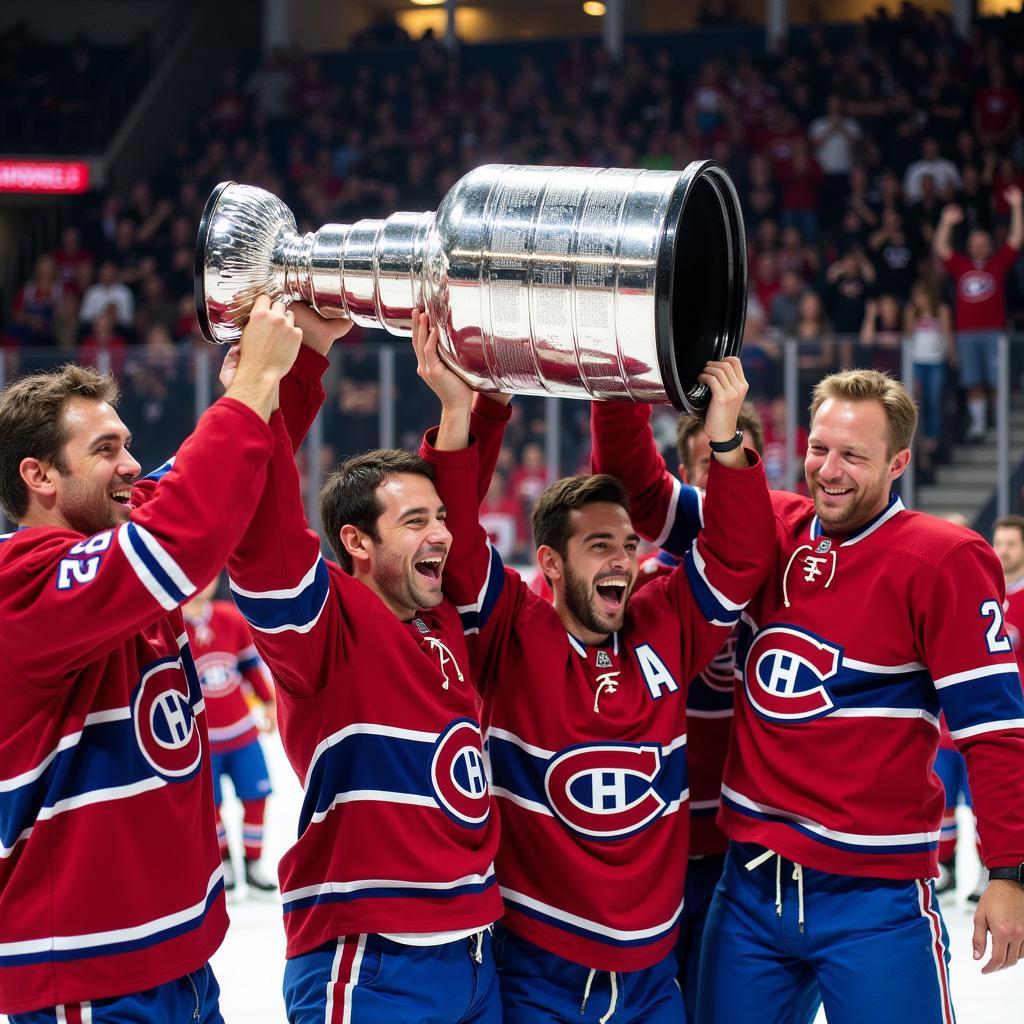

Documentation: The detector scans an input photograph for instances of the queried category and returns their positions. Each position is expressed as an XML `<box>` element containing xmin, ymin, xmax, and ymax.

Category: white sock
<box><xmin>968</xmin><ymin>397</ymin><xmax>986</xmax><ymax>434</ymax></box>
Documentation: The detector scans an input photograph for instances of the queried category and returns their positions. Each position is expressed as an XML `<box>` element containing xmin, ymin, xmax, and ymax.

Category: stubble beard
<box><xmin>564</xmin><ymin>561</ymin><xmax>623</xmax><ymax>637</ymax></box>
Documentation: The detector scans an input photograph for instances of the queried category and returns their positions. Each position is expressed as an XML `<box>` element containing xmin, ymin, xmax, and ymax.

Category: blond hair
<box><xmin>809</xmin><ymin>369</ymin><xmax>917</xmax><ymax>457</ymax></box>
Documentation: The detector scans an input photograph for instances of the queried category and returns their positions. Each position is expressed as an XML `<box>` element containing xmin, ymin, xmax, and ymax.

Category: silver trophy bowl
<box><xmin>195</xmin><ymin>162</ymin><xmax>746</xmax><ymax>413</ymax></box>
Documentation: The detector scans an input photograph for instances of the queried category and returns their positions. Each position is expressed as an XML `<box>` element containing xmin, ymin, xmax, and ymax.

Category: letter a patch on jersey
<box><xmin>634</xmin><ymin>643</ymin><xmax>679</xmax><ymax>700</ymax></box>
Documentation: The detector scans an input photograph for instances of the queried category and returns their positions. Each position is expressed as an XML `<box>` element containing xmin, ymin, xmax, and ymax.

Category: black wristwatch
<box><xmin>988</xmin><ymin>864</ymin><xmax>1024</xmax><ymax>886</ymax></box>
<box><xmin>709</xmin><ymin>430</ymin><xmax>744</xmax><ymax>453</ymax></box>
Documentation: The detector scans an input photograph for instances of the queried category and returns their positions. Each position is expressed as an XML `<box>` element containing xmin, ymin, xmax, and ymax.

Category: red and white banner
<box><xmin>0</xmin><ymin>160</ymin><xmax>90</xmax><ymax>194</ymax></box>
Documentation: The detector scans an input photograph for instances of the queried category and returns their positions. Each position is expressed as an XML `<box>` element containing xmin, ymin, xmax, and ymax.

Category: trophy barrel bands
<box><xmin>195</xmin><ymin>161</ymin><xmax>746</xmax><ymax>412</ymax></box>
<box><xmin>432</xmin><ymin>161</ymin><xmax>746</xmax><ymax>412</ymax></box>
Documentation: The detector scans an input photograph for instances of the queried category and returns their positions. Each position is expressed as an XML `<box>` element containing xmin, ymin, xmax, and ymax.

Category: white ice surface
<box><xmin>3</xmin><ymin>737</ymin><xmax>1020</xmax><ymax>1021</ymax></box>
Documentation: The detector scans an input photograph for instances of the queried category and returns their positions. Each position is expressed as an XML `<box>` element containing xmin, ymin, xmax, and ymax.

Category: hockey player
<box><xmin>0</xmin><ymin>296</ymin><xmax>301</xmax><ymax>1020</ymax></box>
<box><xmin>590</xmin><ymin>370</ymin><xmax>1024</xmax><ymax>1024</ymax></box>
<box><xmin>223</xmin><ymin>305</ymin><xmax>503</xmax><ymax>1024</ymax></box>
<box><xmin>411</xmin><ymin>311</ymin><xmax>775</xmax><ymax>1022</ymax></box>
<box><xmin>183</xmin><ymin>576</ymin><xmax>278</xmax><ymax>898</ymax></box>
<box><xmin>994</xmin><ymin>515</ymin><xmax>1024</xmax><ymax>676</ymax></box>
<box><xmin>624</xmin><ymin>407</ymin><xmax>806</xmax><ymax>1024</ymax></box>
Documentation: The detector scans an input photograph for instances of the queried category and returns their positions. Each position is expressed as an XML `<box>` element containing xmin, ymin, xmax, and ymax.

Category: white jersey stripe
<box><xmin>721</xmin><ymin>784</ymin><xmax>941</xmax><ymax>847</ymax></box>
<box><xmin>949</xmin><ymin>718</ymin><xmax>1024</xmax><ymax>740</ymax></box>
<box><xmin>933</xmin><ymin>663</ymin><xmax>1018</xmax><ymax>689</ymax></box>
<box><xmin>229</xmin><ymin>555</ymin><xmax>322</xmax><ymax>600</ymax></box>
<box><xmin>829</xmin><ymin>707</ymin><xmax>940</xmax><ymax>728</ymax></box>
<box><xmin>650</xmin><ymin>476</ymin><xmax>683</xmax><ymax>549</ymax></box>
<box><xmin>282</xmin><ymin>869</ymin><xmax>496</xmax><ymax>906</ymax></box>
<box><xmin>304</xmin><ymin>722</ymin><xmax>440</xmax><ymax>790</ymax></box>
<box><xmin>689</xmin><ymin>542</ymin><xmax>748</xmax><ymax>612</ymax></box>
<box><xmin>499</xmin><ymin>887</ymin><xmax>685</xmax><ymax>942</ymax></box>
<box><xmin>0</xmin><ymin>864</ymin><xmax>223</xmax><ymax>955</ymax></box>
<box><xmin>130</xmin><ymin>523</ymin><xmax>196</xmax><ymax>599</ymax></box>
<box><xmin>118</xmin><ymin>524</ymin><xmax>176</xmax><ymax>609</ymax></box>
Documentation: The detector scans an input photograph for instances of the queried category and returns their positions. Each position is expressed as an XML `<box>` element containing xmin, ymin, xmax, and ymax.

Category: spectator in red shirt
<box><xmin>973</xmin><ymin>64</ymin><xmax>1020</xmax><ymax>151</ymax></box>
<box><xmin>778</xmin><ymin>138</ymin><xmax>824</xmax><ymax>243</ymax></box>
<box><xmin>11</xmin><ymin>255</ymin><xmax>72</xmax><ymax>347</ymax></box>
<box><xmin>79</xmin><ymin>307</ymin><xmax>129</xmax><ymax>378</ymax></box>
<box><xmin>933</xmin><ymin>186</ymin><xmax>1024</xmax><ymax>441</ymax></box>
<box><xmin>50</xmin><ymin>225</ymin><xmax>93</xmax><ymax>292</ymax></box>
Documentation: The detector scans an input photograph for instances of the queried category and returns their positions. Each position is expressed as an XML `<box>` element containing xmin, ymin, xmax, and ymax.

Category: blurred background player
<box><xmin>183</xmin><ymin>574</ymin><xmax>278</xmax><ymax>899</ymax></box>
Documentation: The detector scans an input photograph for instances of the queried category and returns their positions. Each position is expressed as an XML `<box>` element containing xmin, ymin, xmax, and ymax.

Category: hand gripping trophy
<box><xmin>194</xmin><ymin>161</ymin><xmax>746</xmax><ymax>414</ymax></box>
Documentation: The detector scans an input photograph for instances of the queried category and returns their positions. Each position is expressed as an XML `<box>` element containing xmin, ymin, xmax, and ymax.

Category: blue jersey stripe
<box><xmin>232</xmin><ymin>558</ymin><xmax>331</xmax><ymax>633</ymax></box>
<box><xmin>660</xmin><ymin>484</ymin><xmax>703</xmax><ymax>559</ymax></box>
<box><xmin>683</xmin><ymin>548</ymin><xmax>741</xmax><ymax>626</ymax></box>
<box><xmin>487</xmin><ymin>734</ymin><xmax>689</xmax><ymax>834</ymax></box>
<box><xmin>142</xmin><ymin>458</ymin><xmax>175</xmax><ymax>483</ymax></box>
<box><xmin>940</xmin><ymin>671</ymin><xmax>1024</xmax><ymax>735</ymax></box>
<box><xmin>458</xmin><ymin>543</ymin><xmax>505</xmax><ymax>633</ymax></box>
<box><xmin>124</xmin><ymin>523</ymin><xmax>188</xmax><ymax>605</ymax></box>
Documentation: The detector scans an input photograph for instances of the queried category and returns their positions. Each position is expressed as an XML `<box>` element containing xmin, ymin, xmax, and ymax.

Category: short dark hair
<box><xmin>994</xmin><ymin>515</ymin><xmax>1024</xmax><ymax>545</ymax></box>
<box><xmin>0</xmin><ymin>364</ymin><xmax>119</xmax><ymax>522</ymax></box>
<box><xmin>676</xmin><ymin>402</ymin><xmax>765</xmax><ymax>472</ymax></box>
<box><xmin>320</xmin><ymin>448</ymin><xmax>436</xmax><ymax>574</ymax></box>
<box><xmin>532</xmin><ymin>473</ymin><xmax>629</xmax><ymax>568</ymax></box>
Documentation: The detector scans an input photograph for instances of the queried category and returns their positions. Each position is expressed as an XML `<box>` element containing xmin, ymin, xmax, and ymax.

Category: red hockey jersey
<box><xmin>629</xmin><ymin>546</ymin><xmax>735</xmax><ymax>858</ymax></box>
<box><xmin>421</xmin><ymin>403</ymin><xmax>774</xmax><ymax>972</ymax></box>
<box><xmin>0</xmin><ymin>397</ymin><xmax>274</xmax><ymax>1013</ymax></box>
<box><xmin>591</xmin><ymin>399</ymin><xmax>1024</xmax><ymax>880</ymax></box>
<box><xmin>185</xmin><ymin>600</ymin><xmax>274</xmax><ymax>755</ymax></box>
<box><xmin>227</xmin><ymin>347</ymin><xmax>502</xmax><ymax>959</ymax></box>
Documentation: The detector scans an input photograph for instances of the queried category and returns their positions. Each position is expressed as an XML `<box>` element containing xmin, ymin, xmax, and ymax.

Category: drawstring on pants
<box><xmin>580</xmin><ymin>967</ymin><xmax>618</xmax><ymax>1022</ymax></box>
<box><xmin>469</xmin><ymin>930</ymin><xmax>484</xmax><ymax>964</ymax></box>
<box><xmin>745</xmin><ymin>848</ymin><xmax>806</xmax><ymax>933</ymax></box>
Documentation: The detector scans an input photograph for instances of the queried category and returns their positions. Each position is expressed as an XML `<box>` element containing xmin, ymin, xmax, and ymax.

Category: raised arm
<box><xmin>412</xmin><ymin>310</ymin><xmax>522</xmax><ymax>682</ymax></box>
<box><xmin>590</xmin><ymin>401</ymin><xmax>704</xmax><ymax>557</ymax></box>
<box><xmin>933</xmin><ymin>203</ymin><xmax>963</xmax><ymax>263</ymax></box>
<box><xmin>2</xmin><ymin>298</ymin><xmax>301</xmax><ymax>680</ymax></box>
<box><xmin>1006</xmin><ymin>185</ymin><xmax>1023</xmax><ymax>252</ymax></box>
<box><xmin>656</xmin><ymin>361</ymin><xmax>776</xmax><ymax>678</ymax></box>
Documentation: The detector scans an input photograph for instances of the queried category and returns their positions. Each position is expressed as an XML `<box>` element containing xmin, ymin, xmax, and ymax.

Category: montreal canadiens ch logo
<box><xmin>430</xmin><ymin>719</ymin><xmax>490</xmax><ymax>828</ymax></box>
<box><xmin>132</xmin><ymin>656</ymin><xmax>203</xmax><ymax>780</ymax></box>
<box><xmin>960</xmin><ymin>271</ymin><xmax>996</xmax><ymax>302</ymax></box>
<box><xmin>744</xmin><ymin>625</ymin><xmax>842</xmax><ymax>722</ymax></box>
<box><xmin>195</xmin><ymin>653</ymin><xmax>241</xmax><ymax>696</ymax></box>
<box><xmin>544</xmin><ymin>743</ymin><xmax>666</xmax><ymax>840</ymax></box>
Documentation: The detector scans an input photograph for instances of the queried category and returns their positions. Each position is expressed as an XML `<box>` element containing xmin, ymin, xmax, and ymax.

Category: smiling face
<box><xmin>805</xmin><ymin>398</ymin><xmax>909</xmax><ymax>534</ymax></box>
<box><xmin>994</xmin><ymin>524</ymin><xmax>1024</xmax><ymax>581</ymax></box>
<box><xmin>548</xmin><ymin>502</ymin><xmax>639</xmax><ymax>643</ymax></box>
<box><xmin>360</xmin><ymin>473</ymin><xmax>452</xmax><ymax>619</ymax></box>
<box><xmin>45</xmin><ymin>397</ymin><xmax>139</xmax><ymax>534</ymax></box>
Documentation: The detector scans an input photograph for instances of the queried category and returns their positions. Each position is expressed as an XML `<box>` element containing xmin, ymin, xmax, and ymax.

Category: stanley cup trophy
<box><xmin>195</xmin><ymin>161</ymin><xmax>746</xmax><ymax>413</ymax></box>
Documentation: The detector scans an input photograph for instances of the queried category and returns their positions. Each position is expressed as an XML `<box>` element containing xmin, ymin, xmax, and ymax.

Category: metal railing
<box><xmin>1</xmin><ymin>333</ymin><xmax>1021</xmax><ymax>538</ymax></box>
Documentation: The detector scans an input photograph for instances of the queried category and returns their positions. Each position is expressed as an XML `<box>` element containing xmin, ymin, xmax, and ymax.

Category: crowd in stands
<box><xmin>0</xmin><ymin>20</ymin><xmax>147</xmax><ymax>152</ymax></box>
<box><xmin>4</xmin><ymin>3</ymin><xmax>1024</xmax><ymax>555</ymax></box>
